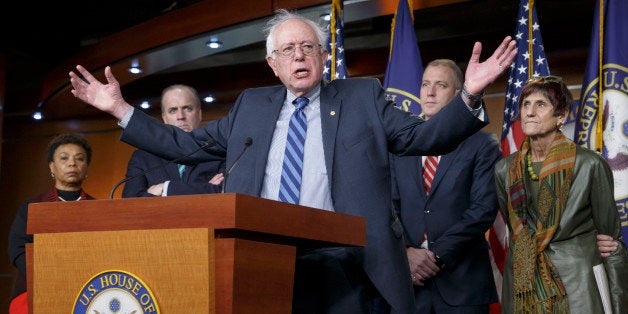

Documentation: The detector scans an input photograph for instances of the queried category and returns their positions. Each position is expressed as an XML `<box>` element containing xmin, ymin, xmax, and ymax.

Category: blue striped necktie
<box><xmin>177</xmin><ymin>164</ymin><xmax>185</xmax><ymax>178</ymax></box>
<box><xmin>278</xmin><ymin>97</ymin><xmax>309</xmax><ymax>204</ymax></box>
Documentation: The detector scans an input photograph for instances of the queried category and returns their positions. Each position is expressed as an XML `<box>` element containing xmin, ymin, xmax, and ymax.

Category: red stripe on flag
<box><xmin>489</xmin><ymin>226</ymin><xmax>506</xmax><ymax>272</ymax></box>
<box><xmin>500</xmin><ymin>120</ymin><xmax>524</xmax><ymax>156</ymax></box>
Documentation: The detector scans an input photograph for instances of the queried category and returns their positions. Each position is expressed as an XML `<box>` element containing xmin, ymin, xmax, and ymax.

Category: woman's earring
<box><xmin>557</xmin><ymin>121</ymin><xmax>563</xmax><ymax>130</ymax></box>
<box><xmin>50</xmin><ymin>173</ymin><xmax>55</xmax><ymax>179</ymax></box>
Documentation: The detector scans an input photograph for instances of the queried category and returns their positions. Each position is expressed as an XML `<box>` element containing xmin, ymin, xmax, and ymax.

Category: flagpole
<box><xmin>330</xmin><ymin>0</ymin><xmax>339</xmax><ymax>79</ymax></box>
<box><xmin>387</xmin><ymin>6</ymin><xmax>397</xmax><ymax>57</ymax></box>
<box><xmin>595</xmin><ymin>0</ymin><xmax>604</xmax><ymax>152</ymax></box>
<box><xmin>528</xmin><ymin>0</ymin><xmax>534</xmax><ymax>77</ymax></box>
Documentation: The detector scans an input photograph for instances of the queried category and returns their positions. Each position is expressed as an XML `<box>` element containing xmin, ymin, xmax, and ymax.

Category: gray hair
<box><xmin>264</xmin><ymin>9</ymin><xmax>328</xmax><ymax>59</ymax></box>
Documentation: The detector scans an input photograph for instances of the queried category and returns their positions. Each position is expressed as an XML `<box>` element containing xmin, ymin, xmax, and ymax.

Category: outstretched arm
<box><xmin>463</xmin><ymin>36</ymin><xmax>517</xmax><ymax>96</ymax></box>
<box><xmin>69</xmin><ymin>65</ymin><xmax>133</xmax><ymax>121</ymax></box>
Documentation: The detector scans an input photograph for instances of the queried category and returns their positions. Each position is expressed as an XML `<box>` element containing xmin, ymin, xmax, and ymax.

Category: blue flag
<box><xmin>500</xmin><ymin>0</ymin><xmax>550</xmax><ymax>156</ymax></box>
<box><xmin>323</xmin><ymin>0</ymin><xmax>347</xmax><ymax>81</ymax></box>
<box><xmin>382</xmin><ymin>0</ymin><xmax>423</xmax><ymax>115</ymax></box>
<box><xmin>574</xmin><ymin>0</ymin><xmax>628</xmax><ymax>245</ymax></box>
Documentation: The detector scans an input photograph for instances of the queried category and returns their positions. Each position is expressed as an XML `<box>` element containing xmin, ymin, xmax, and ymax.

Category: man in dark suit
<box><xmin>122</xmin><ymin>84</ymin><xmax>224</xmax><ymax>197</ymax></box>
<box><xmin>69</xmin><ymin>9</ymin><xmax>517</xmax><ymax>313</ymax></box>
<box><xmin>392</xmin><ymin>59</ymin><xmax>501</xmax><ymax>313</ymax></box>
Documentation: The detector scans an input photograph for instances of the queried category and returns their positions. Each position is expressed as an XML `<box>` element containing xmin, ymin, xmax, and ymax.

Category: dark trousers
<box><xmin>292</xmin><ymin>247</ymin><xmax>382</xmax><ymax>314</ymax></box>
<box><xmin>414</xmin><ymin>278</ymin><xmax>490</xmax><ymax>314</ymax></box>
<box><xmin>370</xmin><ymin>278</ymin><xmax>490</xmax><ymax>314</ymax></box>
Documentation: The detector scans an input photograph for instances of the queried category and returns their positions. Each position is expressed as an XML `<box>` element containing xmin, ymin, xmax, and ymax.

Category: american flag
<box><xmin>323</xmin><ymin>0</ymin><xmax>347</xmax><ymax>81</ymax></box>
<box><xmin>501</xmin><ymin>0</ymin><xmax>550</xmax><ymax>155</ymax></box>
<box><xmin>489</xmin><ymin>1</ymin><xmax>550</xmax><ymax>312</ymax></box>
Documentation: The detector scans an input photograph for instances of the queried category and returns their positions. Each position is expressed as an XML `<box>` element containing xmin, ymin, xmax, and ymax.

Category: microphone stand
<box><xmin>221</xmin><ymin>137</ymin><xmax>253</xmax><ymax>193</ymax></box>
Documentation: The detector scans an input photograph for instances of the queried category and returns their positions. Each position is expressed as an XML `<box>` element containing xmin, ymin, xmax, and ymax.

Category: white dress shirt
<box><xmin>260</xmin><ymin>86</ymin><xmax>334</xmax><ymax>211</ymax></box>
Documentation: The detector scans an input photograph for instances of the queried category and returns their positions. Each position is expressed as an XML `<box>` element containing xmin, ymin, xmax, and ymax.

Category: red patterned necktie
<box><xmin>421</xmin><ymin>155</ymin><xmax>439</xmax><ymax>247</ymax></box>
<box><xmin>423</xmin><ymin>156</ymin><xmax>439</xmax><ymax>194</ymax></box>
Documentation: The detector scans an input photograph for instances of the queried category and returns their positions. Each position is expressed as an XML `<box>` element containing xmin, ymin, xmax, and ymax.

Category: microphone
<box><xmin>221</xmin><ymin>137</ymin><xmax>253</xmax><ymax>193</ymax></box>
<box><xmin>109</xmin><ymin>138</ymin><xmax>215</xmax><ymax>199</ymax></box>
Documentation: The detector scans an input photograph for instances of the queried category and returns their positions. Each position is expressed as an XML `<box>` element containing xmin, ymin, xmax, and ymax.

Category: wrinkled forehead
<box><xmin>163</xmin><ymin>101</ymin><xmax>197</xmax><ymax>110</ymax></box>
<box><xmin>162</xmin><ymin>95</ymin><xmax>198</xmax><ymax>111</ymax></box>
<box><xmin>274</xmin><ymin>19</ymin><xmax>318</xmax><ymax>46</ymax></box>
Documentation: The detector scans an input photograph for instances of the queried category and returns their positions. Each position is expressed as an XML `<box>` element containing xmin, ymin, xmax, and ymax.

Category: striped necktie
<box><xmin>177</xmin><ymin>164</ymin><xmax>185</xmax><ymax>178</ymax></box>
<box><xmin>421</xmin><ymin>155</ymin><xmax>439</xmax><ymax>247</ymax></box>
<box><xmin>278</xmin><ymin>97</ymin><xmax>309</xmax><ymax>204</ymax></box>
<box><xmin>423</xmin><ymin>156</ymin><xmax>439</xmax><ymax>194</ymax></box>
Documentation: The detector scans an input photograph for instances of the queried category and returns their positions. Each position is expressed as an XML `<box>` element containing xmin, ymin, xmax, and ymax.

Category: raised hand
<box><xmin>464</xmin><ymin>36</ymin><xmax>517</xmax><ymax>95</ymax></box>
<box><xmin>69</xmin><ymin>65</ymin><xmax>133</xmax><ymax>120</ymax></box>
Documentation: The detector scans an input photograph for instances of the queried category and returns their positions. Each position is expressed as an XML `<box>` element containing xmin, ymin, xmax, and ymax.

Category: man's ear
<box><xmin>266</xmin><ymin>56</ymin><xmax>279</xmax><ymax>77</ymax></box>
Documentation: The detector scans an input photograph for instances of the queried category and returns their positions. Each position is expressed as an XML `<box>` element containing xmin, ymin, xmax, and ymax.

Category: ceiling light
<box><xmin>140</xmin><ymin>101</ymin><xmax>151</xmax><ymax>109</ymax></box>
<box><xmin>32</xmin><ymin>111</ymin><xmax>43</xmax><ymax>120</ymax></box>
<box><xmin>128</xmin><ymin>66</ymin><xmax>142</xmax><ymax>74</ymax></box>
<box><xmin>204</xmin><ymin>95</ymin><xmax>215</xmax><ymax>103</ymax></box>
<box><xmin>128</xmin><ymin>59</ymin><xmax>142</xmax><ymax>74</ymax></box>
<box><xmin>32</xmin><ymin>101</ymin><xmax>44</xmax><ymax>120</ymax></box>
<box><xmin>206</xmin><ymin>38</ymin><xmax>222</xmax><ymax>49</ymax></box>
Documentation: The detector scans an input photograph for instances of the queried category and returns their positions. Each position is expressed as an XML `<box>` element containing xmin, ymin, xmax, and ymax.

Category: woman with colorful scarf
<box><xmin>494</xmin><ymin>76</ymin><xmax>627</xmax><ymax>313</ymax></box>
<box><xmin>7</xmin><ymin>133</ymin><xmax>96</xmax><ymax>314</ymax></box>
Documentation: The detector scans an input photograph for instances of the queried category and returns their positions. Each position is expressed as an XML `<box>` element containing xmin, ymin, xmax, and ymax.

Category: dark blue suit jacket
<box><xmin>392</xmin><ymin>130</ymin><xmax>501</xmax><ymax>308</ymax></box>
<box><xmin>120</xmin><ymin>78</ymin><xmax>488</xmax><ymax>313</ymax></box>
<box><xmin>121</xmin><ymin>149</ymin><xmax>224</xmax><ymax>197</ymax></box>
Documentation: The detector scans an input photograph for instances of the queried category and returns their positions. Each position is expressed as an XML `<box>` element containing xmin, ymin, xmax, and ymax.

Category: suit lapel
<box><xmin>184</xmin><ymin>164</ymin><xmax>200</xmax><ymax>181</ymax></box>
<box><xmin>429</xmin><ymin>145</ymin><xmax>462</xmax><ymax>195</ymax></box>
<box><xmin>319</xmin><ymin>82</ymin><xmax>340</xmax><ymax>185</ymax></box>
<box><xmin>413</xmin><ymin>157</ymin><xmax>428</xmax><ymax>200</ymax></box>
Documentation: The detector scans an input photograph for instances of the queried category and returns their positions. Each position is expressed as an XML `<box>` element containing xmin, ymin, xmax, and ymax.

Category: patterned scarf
<box><xmin>507</xmin><ymin>132</ymin><xmax>575</xmax><ymax>313</ymax></box>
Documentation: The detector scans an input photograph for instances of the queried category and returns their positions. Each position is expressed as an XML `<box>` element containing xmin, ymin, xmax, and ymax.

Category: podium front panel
<box><xmin>215</xmin><ymin>238</ymin><xmax>296</xmax><ymax>313</ymax></box>
<box><xmin>33</xmin><ymin>228</ymin><xmax>214</xmax><ymax>312</ymax></box>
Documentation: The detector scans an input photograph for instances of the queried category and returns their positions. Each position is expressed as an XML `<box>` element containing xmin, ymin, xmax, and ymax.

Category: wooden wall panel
<box><xmin>1</xmin><ymin>48</ymin><xmax>10</xmax><ymax>314</ymax></box>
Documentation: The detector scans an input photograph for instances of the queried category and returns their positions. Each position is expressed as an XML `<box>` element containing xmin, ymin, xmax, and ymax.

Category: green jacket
<box><xmin>495</xmin><ymin>145</ymin><xmax>628</xmax><ymax>314</ymax></box>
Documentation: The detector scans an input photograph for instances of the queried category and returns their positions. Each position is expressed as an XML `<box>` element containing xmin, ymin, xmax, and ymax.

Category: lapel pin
<box><xmin>330</xmin><ymin>111</ymin><xmax>336</xmax><ymax>116</ymax></box>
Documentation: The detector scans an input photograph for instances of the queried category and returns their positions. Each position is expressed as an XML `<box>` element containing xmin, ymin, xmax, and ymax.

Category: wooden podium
<box><xmin>27</xmin><ymin>193</ymin><xmax>365</xmax><ymax>313</ymax></box>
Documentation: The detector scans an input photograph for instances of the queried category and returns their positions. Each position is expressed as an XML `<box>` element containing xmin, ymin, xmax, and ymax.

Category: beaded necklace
<box><xmin>526</xmin><ymin>151</ymin><xmax>539</xmax><ymax>181</ymax></box>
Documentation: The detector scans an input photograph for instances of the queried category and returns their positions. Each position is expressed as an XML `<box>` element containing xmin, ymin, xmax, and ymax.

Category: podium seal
<box><xmin>72</xmin><ymin>270</ymin><xmax>160</xmax><ymax>314</ymax></box>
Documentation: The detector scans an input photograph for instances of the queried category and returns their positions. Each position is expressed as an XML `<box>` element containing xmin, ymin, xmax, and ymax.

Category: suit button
<box><xmin>424</xmin><ymin>210</ymin><xmax>430</xmax><ymax>214</ymax></box>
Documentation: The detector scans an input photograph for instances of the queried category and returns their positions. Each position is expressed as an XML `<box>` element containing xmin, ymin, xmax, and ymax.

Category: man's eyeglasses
<box><xmin>526</xmin><ymin>75</ymin><xmax>563</xmax><ymax>84</ymax></box>
<box><xmin>273</xmin><ymin>41</ymin><xmax>321</xmax><ymax>58</ymax></box>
